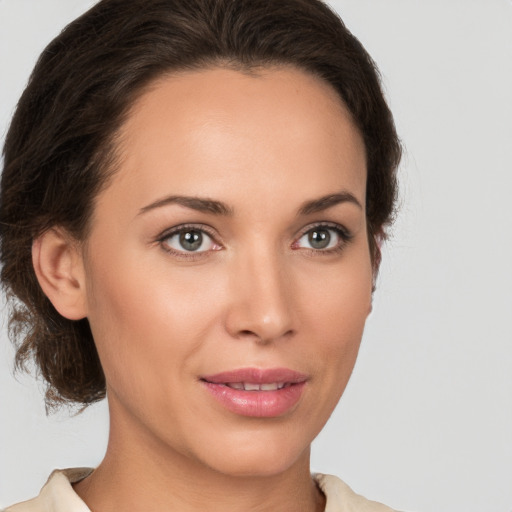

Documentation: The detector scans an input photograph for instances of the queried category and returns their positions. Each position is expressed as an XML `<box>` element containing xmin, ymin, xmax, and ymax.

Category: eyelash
<box><xmin>157</xmin><ymin>223</ymin><xmax>220</xmax><ymax>261</ymax></box>
<box><xmin>292</xmin><ymin>222</ymin><xmax>353</xmax><ymax>256</ymax></box>
<box><xmin>157</xmin><ymin>222</ymin><xmax>353</xmax><ymax>260</ymax></box>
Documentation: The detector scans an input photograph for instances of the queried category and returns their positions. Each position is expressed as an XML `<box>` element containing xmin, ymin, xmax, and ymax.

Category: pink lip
<box><xmin>201</xmin><ymin>367</ymin><xmax>308</xmax><ymax>418</ymax></box>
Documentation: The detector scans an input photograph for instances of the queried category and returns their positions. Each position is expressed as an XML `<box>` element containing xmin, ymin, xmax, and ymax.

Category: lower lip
<box><xmin>202</xmin><ymin>381</ymin><xmax>306</xmax><ymax>418</ymax></box>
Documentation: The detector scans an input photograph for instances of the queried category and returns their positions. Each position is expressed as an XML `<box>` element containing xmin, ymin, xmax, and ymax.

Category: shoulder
<box><xmin>313</xmin><ymin>473</ymin><xmax>401</xmax><ymax>512</ymax></box>
<box><xmin>3</xmin><ymin>468</ymin><xmax>92</xmax><ymax>512</ymax></box>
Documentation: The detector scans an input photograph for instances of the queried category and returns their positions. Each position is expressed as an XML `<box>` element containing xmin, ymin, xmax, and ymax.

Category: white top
<box><xmin>4</xmin><ymin>469</ymin><xmax>399</xmax><ymax>512</ymax></box>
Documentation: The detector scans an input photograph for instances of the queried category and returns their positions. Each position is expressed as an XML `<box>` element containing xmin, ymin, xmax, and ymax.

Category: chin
<box><xmin>194</xmin><ymin>429</ymin><xmax>312</xmax><ymax>478</ymax></box>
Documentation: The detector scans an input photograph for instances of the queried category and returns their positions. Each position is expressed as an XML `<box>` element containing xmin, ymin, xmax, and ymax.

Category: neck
<box><xmin>74</xmin><ymin>401</ymin><xmax>325</xmax><ymax>512</ymax></box>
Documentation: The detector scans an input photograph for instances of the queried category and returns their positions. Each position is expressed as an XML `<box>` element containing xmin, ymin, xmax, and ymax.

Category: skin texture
<box><xmin>33</xmin><ymin>66</ymin><xmax>372</xmax><ymax>511</ymax></box>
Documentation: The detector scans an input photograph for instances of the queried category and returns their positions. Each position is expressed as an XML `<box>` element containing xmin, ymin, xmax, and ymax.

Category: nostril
<box><xmin>235</xmin><ymin>328</ymin><xmax>295</xmax><ymax>345</ymax></box>
<box><xmin>238</xmin><ymin>329</ymin><xmax>258</xmax><ymax>338</ymax></box>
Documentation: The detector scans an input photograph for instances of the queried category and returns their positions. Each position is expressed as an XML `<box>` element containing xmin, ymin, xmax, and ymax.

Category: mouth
<box><xmin>222</xmin><ymin>382</ymin><xmax>289</xmax><ymax>391</ymax></box>
<box><xmin>200</xmin><ymin>368</ymin><xmax>308</xmax><ymax>418</ymax></box>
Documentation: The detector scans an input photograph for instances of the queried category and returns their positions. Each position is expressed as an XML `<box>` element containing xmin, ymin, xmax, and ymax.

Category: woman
<box><xmin>0</xmin><ymin>0</ymin><xmax>401</xmax><ymax>510</ymax></box>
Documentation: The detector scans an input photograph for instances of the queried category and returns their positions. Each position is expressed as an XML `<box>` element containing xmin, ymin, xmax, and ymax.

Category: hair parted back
<box><xmin>0</xmin><ymin>0</ymin><xmax>401</xmax><ymax>409</ymax></box>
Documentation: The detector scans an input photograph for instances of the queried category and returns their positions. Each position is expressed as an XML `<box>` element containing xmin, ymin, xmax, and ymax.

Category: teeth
<box><xmin>227</xmin><ymin>382</ymin><xmax>244</xmax><ymax>390</ymax></box>
<box><xmin>225</xmin><ymin>382</ymin><xmax>286</xmax><ymax>391</ymax></box>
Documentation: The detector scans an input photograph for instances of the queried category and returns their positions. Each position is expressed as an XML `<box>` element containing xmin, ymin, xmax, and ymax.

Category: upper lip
<box><xmin>201</xmin><ymin>367</ymin><xmax>308</xmax><ymax>385</ymax></box>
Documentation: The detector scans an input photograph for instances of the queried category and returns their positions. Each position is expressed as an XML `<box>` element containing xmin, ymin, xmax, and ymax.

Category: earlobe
<box><xmin>32</xmin><ymin>228</ymin><xmax>88</xmax><ymax>320</ymax></box>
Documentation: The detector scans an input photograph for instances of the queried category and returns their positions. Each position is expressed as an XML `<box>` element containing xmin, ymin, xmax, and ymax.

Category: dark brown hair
<box><xmin>0</xmin><ymin>0</ymin><xmax>401</xmax><ymax>409</ymax></box>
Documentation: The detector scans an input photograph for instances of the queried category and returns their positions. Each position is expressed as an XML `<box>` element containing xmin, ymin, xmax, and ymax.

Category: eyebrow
<box><xmin>138</xmin><ymin>191</ymin><xmax>361</xmax><ymax>217</ymax></box>
<box><xmin>139</xmin><ymin>195</ymin><xmax>233</xmax><ymax>216</ymax></box>
<box><xmin>298</xmin><ymin>192</ymin><xmax>362</xmax><ymax>215</ymax></box>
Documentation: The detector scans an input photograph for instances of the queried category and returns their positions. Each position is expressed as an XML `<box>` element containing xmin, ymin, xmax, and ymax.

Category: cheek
<box><xmin>83</xmin><ymin>249</ymin><xmax>222</xmax><ymax>392</ymax></box>
<box><xmin>299</xmin><ymin>253</ymin><xmax>372</xmax><ymax>343</ymax></box>
<box><xmin>297</xmin><ymin>249</ymin><xmax>373</xmax><ymax>395</ymax></box>
<box><xmin>314</xmin><ymin>288</ymin><xmax>369</xmax><ymax>383</ymax></box>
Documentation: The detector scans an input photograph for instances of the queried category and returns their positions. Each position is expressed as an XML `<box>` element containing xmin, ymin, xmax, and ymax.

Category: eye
<box><xmin>161</xmin><ymin>227</ymin><xmax>219</xmax><ymax>253</ymax></box>
<box><xmin>294</xmin><ymin>224</ymin><xmax>350</xmax><ymax>252</ymax></box>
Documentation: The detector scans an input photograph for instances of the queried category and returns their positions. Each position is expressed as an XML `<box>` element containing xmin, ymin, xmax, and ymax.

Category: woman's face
<box><xmin>80</xmin><ymin>66</ymin><xmax>372</xmax><ymax>476</ymax></box>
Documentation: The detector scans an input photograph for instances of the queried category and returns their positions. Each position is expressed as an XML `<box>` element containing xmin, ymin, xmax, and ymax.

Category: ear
<box><xmin>32</xmin><ymin>228</ymin><xmax>88</xmax><ymax>320</ymax></box>
<box><xmin>370</xmin><ymin>228</ymin><xmax>384</xmax><ymax>292</ymax></box>
<box><xmin>368</xmin><ymin>230</ymin><xmax>384</xmax><ymax>315</ymax></box>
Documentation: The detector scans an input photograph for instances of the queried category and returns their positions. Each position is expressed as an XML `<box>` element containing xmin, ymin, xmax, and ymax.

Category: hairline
<box><xmin>83</xmin><ymin>60</ymin><xmax>364</xmax><ymax>240</ymax></box>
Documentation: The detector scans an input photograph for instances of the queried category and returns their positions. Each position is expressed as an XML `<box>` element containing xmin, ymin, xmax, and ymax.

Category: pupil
<box><xmin>179</xmin><ymin>230</ymin><xmax>202</xmax><ymax>251</ymax></box>
<box><xmin>308</xmin><ymin>229</ymin><xmax>330</xmax><ymax>249</ymax></box>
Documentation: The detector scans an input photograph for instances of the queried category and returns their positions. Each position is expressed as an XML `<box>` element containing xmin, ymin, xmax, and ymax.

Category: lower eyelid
<box><xmin>157</xmin><ymin>225</ymin><xmax>222</xmax><ymax>254</ymax></box>
<box><xmin>293</xmin><ymin>225</ymin><xmax>352</xmax><ymax>248</ymax></box>
<box><xmin>156</xmin><ymin>224</ymin><xmax>352</xmax><ymax>256</ymax></box>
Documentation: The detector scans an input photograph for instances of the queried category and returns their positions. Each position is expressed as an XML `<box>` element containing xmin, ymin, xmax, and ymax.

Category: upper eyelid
<box><xmin>296</xmin><ymin>221</ymin><xmax>352</xmax><ymax>239</ymax></box>
<box><xmin>157</xmin><ymin>223</ymin><xmax>219</xmax><ymax>241</ymax></box>
<box><xmin>292</xmin><ymin>223</ymin><xmax>353</xmax><ymax>255</ymax></box>
<box><xmin>157</xmin><ymin>224</ymin><xmax>221</xmax><ymax>257</ymax></box>
<box><xmin>156</xmin><ymin>221</ymin><xmax>352</xmax><ymax>247</ymax></box>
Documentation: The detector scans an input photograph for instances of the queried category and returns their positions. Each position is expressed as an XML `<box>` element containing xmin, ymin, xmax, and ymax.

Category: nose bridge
<box><xmin>225</xmin><ymin>242</ymin><xmax>294</xmax><ymax>342</ymax></box>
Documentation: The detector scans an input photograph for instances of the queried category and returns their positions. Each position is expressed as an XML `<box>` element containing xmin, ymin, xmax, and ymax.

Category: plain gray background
<box><xmin>1</xmin><ymin>1</ymin><xmax>511</xmax><ymax>510</ymax></box>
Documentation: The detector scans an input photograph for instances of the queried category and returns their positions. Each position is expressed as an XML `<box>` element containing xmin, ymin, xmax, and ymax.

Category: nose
<box><xmin>224</xmin><ymin>250</ymin><xmax>295</xmax><ymax>344</ymax></box>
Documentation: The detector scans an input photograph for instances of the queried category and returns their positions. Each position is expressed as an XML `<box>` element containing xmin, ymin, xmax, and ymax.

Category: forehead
<box><xmin>103</xmin><ymin>66</ymin><xmax>367</xmax><ymax>213</ymax></box>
